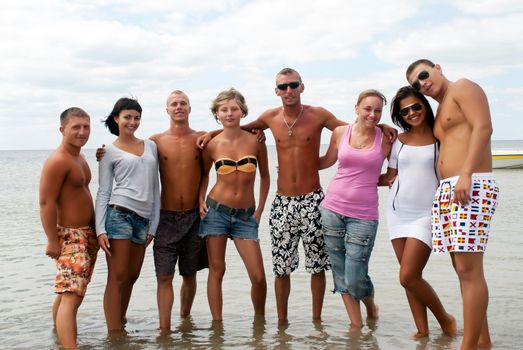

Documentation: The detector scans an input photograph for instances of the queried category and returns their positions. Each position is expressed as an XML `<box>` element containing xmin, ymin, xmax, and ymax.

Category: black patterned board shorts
<box><xmin>269</xmin><ymin>188</ymin><xmax>330</xmax><ymax>277</ymax></box>
<box><xmin>153</xmin><ymin>208</ymin><xmax>208</xmax><ymax>277</ymax></box>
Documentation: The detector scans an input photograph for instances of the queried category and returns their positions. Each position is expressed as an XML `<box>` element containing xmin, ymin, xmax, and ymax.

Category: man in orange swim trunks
<box><xmin>39</xmin><ymin>107</ymin><xmax>99</xmax><ymax>349</ymax></box>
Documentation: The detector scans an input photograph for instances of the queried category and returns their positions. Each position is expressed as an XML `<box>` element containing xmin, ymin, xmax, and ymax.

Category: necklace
<box><xmin>282</xmin><ymin>105</ymin><xmax>304</xmax><ymax>137</ymax></box>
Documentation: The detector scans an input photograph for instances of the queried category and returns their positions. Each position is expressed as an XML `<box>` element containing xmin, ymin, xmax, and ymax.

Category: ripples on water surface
<box><xmin>0</xmin><ymin>148</ymin><xmax>521</xmax><ymax>349</ymax></box>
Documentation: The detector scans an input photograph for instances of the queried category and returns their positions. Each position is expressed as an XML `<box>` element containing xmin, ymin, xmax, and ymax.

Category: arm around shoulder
<box><xmin>319</xmin><ymin>126</ymin><xmax>344</xmax><ymax>169</ymax></box>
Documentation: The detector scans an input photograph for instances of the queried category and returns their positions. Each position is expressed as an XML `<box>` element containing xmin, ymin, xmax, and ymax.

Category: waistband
<box><xmin>439</xmin><ymin>172</ymin><xmax>495</xmax><ymax>184</ymax></box>
<box><xmin>56</xmin><ymin>225</ymin><xmax>95</xmax><ymax>233</ymax></box>
<box><xmin>160</xmin><ymin>207</ymin><xmax>198</xmax><ymax>217</ymax></box>
<box><xmin>206</xmin><ymin>197</ymin><xmax>255</xmax><ymax>221</ymax></box>
<box><xmin>275</xmin><ymin>187</ymin><xmax>324</xmax><ymax>200</ymax></box>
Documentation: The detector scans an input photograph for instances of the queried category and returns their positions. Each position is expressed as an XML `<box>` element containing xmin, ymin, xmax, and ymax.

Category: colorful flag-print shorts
<box><xmin>432</xmin><ymin>173</ymin><xmax>499</xmax><ymax>254</ymax></box>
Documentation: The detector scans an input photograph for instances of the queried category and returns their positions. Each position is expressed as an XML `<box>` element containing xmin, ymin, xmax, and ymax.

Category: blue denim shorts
<box><xmin>199</xmin><ymin>206</ymin><xmax>259</xmax><ymax>241</ymax></box>
<box><xmin>105</xmin><ymin>205</ymin><xmax>150</xmax><ymax>244</ymax></box>
<box><xmin>320</xmin><ymin>207</ymin><xmax>378</xmax><ymax>300</ymax></box>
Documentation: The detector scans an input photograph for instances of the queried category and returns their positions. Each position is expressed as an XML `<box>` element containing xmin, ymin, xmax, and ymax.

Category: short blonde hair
<box><xmin>210</xmin><ymin>88</ymin><xmax>248</xmax><ymax>121</ymax></box>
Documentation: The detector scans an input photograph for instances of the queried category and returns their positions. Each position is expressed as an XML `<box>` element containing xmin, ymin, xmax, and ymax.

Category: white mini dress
<box><xmin>386</xmin><ymin>139</ymin><xmax>439</xmax><ymax>248</ymax></box>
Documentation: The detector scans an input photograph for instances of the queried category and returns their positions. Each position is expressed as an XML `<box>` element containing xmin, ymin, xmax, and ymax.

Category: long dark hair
<box><xmin>390</xmin><ymin>86</ymin><xmax>434</xmax><ymax>131</ymax></box>
<box><xmin>103</xmin><ymin>97</ymin><xmax>142</xmax><ymax>136</ymax></box>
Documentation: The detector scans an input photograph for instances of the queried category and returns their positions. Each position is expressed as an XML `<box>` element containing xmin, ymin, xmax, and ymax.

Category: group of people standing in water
<box><xmin>39</xmin><ymin>59</ymin><xmax>499</xmax><ymax>350</ymax></box>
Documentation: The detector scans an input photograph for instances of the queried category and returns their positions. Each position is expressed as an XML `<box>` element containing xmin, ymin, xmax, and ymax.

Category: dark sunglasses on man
<box><xmin>411</xmin><ymin>71</ymin><xmax>430</xmax><ymax>91</ymax></box>
<box><xmin>277</xmin><ymin>81</ymin><xmax>301</xmax><ymax>91</ymax></box>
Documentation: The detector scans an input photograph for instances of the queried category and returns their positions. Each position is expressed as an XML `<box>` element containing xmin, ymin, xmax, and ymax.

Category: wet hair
<box><xmin>60</xmin><ymin>107</ymin><xmax>90</xmax><ymax>127</ymax></box>
<box><xmin>166</xmin><ymin>90</ymin><xmax>190</xmax><ymax>106</ymax></box>
<box><xmin>356</xmin><ymin>89</ymin><xmax>387</xmax><ymax>106</ymax></box>
<box><xmin>390</xmin><ymin>86</ymin><xmax>435</xmax><ymax>131</ymax></box>
<box><xmin>276</xmin><ymin>67</ymin><xmax>302</xmax><ymax>83</ymax></box>
<box><xmin>210</xmin><ymin>88</ymin><xmax>248</xmax><ymax>122</ymax></box>
<box><xmin>406</xmin><ymin>59</ymin><xmax>436</xmax><ymax>79</ymax></box>
<box><xmin>103</xmin><ymin>97</ymin><xmax>142</xmax><ymax>136</ymax></box>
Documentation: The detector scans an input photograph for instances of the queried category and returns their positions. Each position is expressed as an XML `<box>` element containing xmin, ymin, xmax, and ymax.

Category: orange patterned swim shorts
<box><xmin>55</xmin><ymin>226</ymin><xmax>99</xmax><ymax>296</ymax></box>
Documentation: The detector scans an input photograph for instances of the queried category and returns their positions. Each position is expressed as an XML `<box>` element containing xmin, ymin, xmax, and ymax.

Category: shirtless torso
<box><xmin>151</xmin><ymin>128</ymin><xmax>204</xmax><ymax>211</ymax></box>
<box><xmin>433</xmin><ymin>79</ymin><xmax>492</xmax><ymax>179</ymax></box>
<box><xmin>245</xmin><ymin>104</ymin><xmax>344</xmax><ymax>196</ymax></box>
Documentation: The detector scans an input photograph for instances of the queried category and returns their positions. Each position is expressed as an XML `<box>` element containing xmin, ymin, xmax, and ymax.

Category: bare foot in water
<box><xmin>349</xmin><ymin>324</ymin><xmax>363</xmax><ymax>334</ymax></box>
<box><xmin>412</xmin><ymin>331</ymin><xmax>429</xmax><ymax>339</ymax></box>
<box><xmin>441</xmin><ymin>313</ymin><xmax>457</xmax><ymax>337</ymax></box>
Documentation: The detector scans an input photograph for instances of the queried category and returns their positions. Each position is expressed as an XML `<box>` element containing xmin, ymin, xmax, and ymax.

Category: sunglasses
<box><xmin>276</xmin><ymin>81</ymin><xmax>301</xmax><ymax>91</ymax></box>
<box><xmin>411</xmin><ymin>70</ymin><xmax>430</xmax><ymax>91</ymax></box>
<box><xmin>400</xmin><ymin>102</ymin><xmax>423</xmax><ymax>117</ymax></box>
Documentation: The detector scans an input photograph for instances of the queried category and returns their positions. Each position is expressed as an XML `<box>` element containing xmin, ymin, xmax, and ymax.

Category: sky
<box><xmin>1</xmin><ymin>0</ymin><xmax>522</xmax><ymax>150</ymax></box>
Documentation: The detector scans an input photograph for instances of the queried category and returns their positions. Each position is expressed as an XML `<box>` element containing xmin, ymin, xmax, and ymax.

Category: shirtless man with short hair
<box><xmin>406</xmin><ymin>59</ymin><xmax>499</xmax><ymax>350</ymax></box>
<box><xmin>240</xmin><ymin>68</ymin><xmax>345</xmax><ymax>326</ymax></box>
<box><xmin>150</xmin><ymin>90</ymin><xmax>208</xmax><ymax>333</ymax></box>
<box><xmin>40</xmin><ymin>107</ymin><xmax>99</xmax><ymax>349</ymax></box>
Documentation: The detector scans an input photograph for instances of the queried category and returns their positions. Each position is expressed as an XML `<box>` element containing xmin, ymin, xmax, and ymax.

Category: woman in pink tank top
<box><xmin>319</xmin><ymin>89</ymin><xmax>391</xmax><ymax>332</ymax></box>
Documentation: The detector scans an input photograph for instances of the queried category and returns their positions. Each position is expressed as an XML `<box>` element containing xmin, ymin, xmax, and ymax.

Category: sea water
<box><xmin>0</xmin><ymin>144</ymin><xmax>522</xmax><ymax>349</ymax></box>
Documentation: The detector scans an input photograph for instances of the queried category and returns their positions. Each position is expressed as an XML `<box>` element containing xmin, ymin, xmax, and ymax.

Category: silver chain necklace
<box><xmin>282</xmin><ymin>105</ymin><xmax>304</xmax><ymax>137</ymax></box>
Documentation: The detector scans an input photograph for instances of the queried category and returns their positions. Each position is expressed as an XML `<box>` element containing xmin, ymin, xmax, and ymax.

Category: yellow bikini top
<box><xmin>215</xmin><ymin>155</ymin><xmax>257</xmax><ymax>175</ymax></box>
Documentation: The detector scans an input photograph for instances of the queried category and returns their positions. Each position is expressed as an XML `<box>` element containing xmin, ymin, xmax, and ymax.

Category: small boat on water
<box><xmin>492</xmin><ymin>150</ymin><xmax>523</xmax><ymax>169</ymax></box>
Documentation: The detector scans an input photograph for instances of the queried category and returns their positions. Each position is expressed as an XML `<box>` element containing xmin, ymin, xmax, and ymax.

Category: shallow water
<box><xmin>1</xmin><ymin>147</ymin><xmax>522</xmax><ymax>349</ymax></box>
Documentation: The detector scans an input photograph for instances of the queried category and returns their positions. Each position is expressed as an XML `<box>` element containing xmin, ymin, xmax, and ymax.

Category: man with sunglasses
<box><xmin>406</xmin><ymin>59</ymin><xmax>499</xmax><ymax>349</ymax></box>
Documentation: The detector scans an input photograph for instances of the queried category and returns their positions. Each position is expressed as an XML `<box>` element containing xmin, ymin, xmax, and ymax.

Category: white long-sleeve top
<box><xmin>95</xmin><ymin>139</ymin><xmax>160</xmax><ymax>236</ymax></box>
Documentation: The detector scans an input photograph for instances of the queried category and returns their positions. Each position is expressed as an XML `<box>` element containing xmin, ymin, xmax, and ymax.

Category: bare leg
<box><xmin>180</xmin><ymin>274</ymin><xmax>197</xmax><ymax>318</ymax></box>
<box><xmin>451</xmin><ymin>252</ymin><xmax>490</xmax><ymax>350</ymax></box>
<box><xmin>393</xmin><ymin>238</ymin><xmax>456</xmax><ymax>337</ymax></box>
<box><xmin>362</xmin><ymin>295</ymin><xmax>379</xmax><ymax>319</ymax></box>
<box><xmin>206</xmin><ymin>235</ymin><xmax>228</xmax><ymax>321</ymax></box>
<box><xmin>341</xmin><ymin>293</ymin><xmax>363</xmax><ymax>331</ymax></box>
<box><xmin>275</xmin><ymin>275</ymin><xmax>291</xmax><ymax>326</ymax></box>
<box><xmin>103</xmin><ymin>239</ymin><xmax>131</xmax><ymax>331</ymax></box>
<box><xmin>234</xmin><ymin>238</ymin><xmax>267</xmax><ymax>316</ymax></box>
<box><xmin>120</xmin><ymin>242</ymin><xmax>146</xmax><ymax>324</ymax></box>
<box><xmin>156</xmin><ymin>274</ymin><xmax>174</xmax><ymax>333</ymax></box>
<box><xmin>52</xmin><ymin>294</ymin><xmax>63</xmax><ymax>326</ymax></box>
<box><xmin>55</xmin><ymin>292</ymin><xmax>83</xmax><ymax>349</ymax></box>
<box><xmin>311</xmin><ymin>271</ymin><xmax>326</xmax><ymax>322</ymax></box>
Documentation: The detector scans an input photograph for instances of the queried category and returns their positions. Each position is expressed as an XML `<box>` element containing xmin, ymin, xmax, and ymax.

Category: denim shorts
<box><xmin>105</xmin><ymin>205</ymin><xmax>150</xmax><ymax>244</ymax></box>
<box><xmin>320</xmin><ymin>207</ymin><xmax>378</xmax><ymax>300</ymax></box>
<box><xmin>199</xmin><ymin>206</ymin><xmax>259</xmax><ymax>241</ymax></box>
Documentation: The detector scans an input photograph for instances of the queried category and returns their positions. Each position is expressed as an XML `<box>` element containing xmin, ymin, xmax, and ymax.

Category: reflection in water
<box><xmin>208</xmin><ymin>320</ymin><xmax>225</xmax><ymax>348</ymax></box>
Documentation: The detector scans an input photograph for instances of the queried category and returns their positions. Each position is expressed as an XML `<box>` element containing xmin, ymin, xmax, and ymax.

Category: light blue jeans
<box><xmin>320</xmin><ymin>207</ymin><xmax>378</xmax><ymax>300</ymax></box>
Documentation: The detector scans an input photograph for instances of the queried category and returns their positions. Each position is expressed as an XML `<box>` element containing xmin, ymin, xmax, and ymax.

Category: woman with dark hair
<box><xmin>380</xmin><ymin>86</ymin><xmax>456</xmax><ymax>338</ymax></box>
<box><xmin>95</xmin><ymin>97</ymin><xmax>160</xmax><ymax>332</ymax></box>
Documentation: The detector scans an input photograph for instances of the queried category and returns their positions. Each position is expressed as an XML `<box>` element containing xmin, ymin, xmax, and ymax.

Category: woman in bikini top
<box><xmin>198</xmin><ymin>88</ymin><xmax>270</xmax><ymax>322</ymax></box>
<box><xmin>214</xmin><ymin>155</ymin><xmax>258</xmax><ymax>174</ymax></box>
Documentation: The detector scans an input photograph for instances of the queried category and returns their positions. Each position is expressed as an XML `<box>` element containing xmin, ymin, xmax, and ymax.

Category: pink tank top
<box><xmin>322</xmin><ymin>124</ymin><xmax>385</xmax><ymax>220</ymax></box>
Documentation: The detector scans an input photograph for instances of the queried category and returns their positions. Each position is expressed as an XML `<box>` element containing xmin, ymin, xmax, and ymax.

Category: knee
<box><xmin>157</xmin><ymin>275</ymin><xmax>174</xmax><ymax>286</ymax></box>
<box><xmin>251</xmin><ymin>274</ymin><xmax>267</xmax><ymax>289</ymax></box>
<box><xmin>453</xmin><ymin>263</ymin><xmax>483</xmax><ymax>281</ymax></box>
<box><xmin>209</xmin><ymin>263</ymin><xmax>226</xmax><ymax>279</ymax></box>
<box><xmin>399</xmin><ymin>268</ymin><xmax>421</xmax><ymax>289</ymax></box>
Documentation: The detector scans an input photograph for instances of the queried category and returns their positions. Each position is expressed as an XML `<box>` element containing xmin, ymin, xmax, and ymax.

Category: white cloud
<box><xmin>0</xmin><ymin>0</ymin><xmax>521</xmax><ymax>149</ymax></box>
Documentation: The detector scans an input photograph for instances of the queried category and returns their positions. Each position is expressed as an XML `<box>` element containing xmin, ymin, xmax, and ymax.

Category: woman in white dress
<box><xmin>380</xmin><ymin>86</ymin><xmax>456</xmax><ymax>338</ymax></box>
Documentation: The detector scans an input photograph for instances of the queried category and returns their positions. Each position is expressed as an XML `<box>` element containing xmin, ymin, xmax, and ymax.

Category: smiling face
<box><xmin>398</xmin><ymin>95</ymin><xmax>427</xmax><ymax>129</ymax></box>
<box><xmin>275</xmin><ymin>72</ymin><xmax>304</xmax><ymax>107</ymax></box>
<box><xmin>355</xmin><ymin>95</ymin><xmax>383</xmax><ymax>128</ymax></box>
<box><xmin>60</xmin><ymin>115</ymin><xmax>90</xmax><ymax>148</ymax></box>
<box><xmin>166</xmin><ymin>92</ymin><xmax>191</xmax><ymax>123</ymax></box>
<box><xmin>115</xmin><ymin>109</ymin><xmax>141</xmax><ymax>136</ymax></box>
